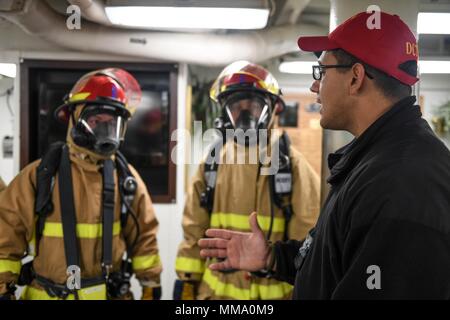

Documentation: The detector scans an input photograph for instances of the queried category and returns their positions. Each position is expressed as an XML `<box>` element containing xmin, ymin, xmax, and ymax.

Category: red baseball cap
<box><xmin>297</xmin><ymin>11</ymin><xmax>419</xmax><ymax>86</ymax></box>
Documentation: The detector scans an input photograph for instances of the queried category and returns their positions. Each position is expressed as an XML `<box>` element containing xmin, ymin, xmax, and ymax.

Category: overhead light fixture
<box><xmin>105</xmin><ymin>0</ymin><xmax>270</xmax><ymax>30</ymax></box>
<box><xmin>419</xmin><ymin>60</ymin><xmax>450</xmax><ymax>74</ymax></box>
<box><xmin>0</xmin><ymin>63</ymin><xmax>16</xmax><ymax>78</ymax></box>
<box><xmin>418</xmin><ymin>13</ymin><xmax>450</xmax><ymax>34</ymax></box>
<box><xmin>279</xmin><ymin>61</ymin><xmax>315</xmax><ymax>74</ymax></box>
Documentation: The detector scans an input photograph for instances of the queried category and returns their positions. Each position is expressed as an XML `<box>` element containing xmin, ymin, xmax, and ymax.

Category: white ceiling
<box><xmin>1</xmin><ymin>0</ymin><xmax>449</xmax><ymax>64</ymax></box>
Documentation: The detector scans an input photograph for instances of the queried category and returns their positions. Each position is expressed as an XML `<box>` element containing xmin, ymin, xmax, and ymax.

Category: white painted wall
<box><xmin>420</xmin><ymin>74</ymin><xmax>450</xmax><ymax>119</ymax></box>
<box><xmin>419</xmin><ymin>74</ymin><xmax>450</xmax><ymax>148</ymax></box>
<box><xmin>0</xmin><ymin>52</ymin><xmax>21</xmax><ymax>183</ymax></box>
<box><xmin>0</xmin><ymin>76</ymin><xmax>15</xmax><ymax>183</ymax></box>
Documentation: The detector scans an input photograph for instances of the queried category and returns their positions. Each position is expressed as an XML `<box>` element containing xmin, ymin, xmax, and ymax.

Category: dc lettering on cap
<box><xmin>406</xmin><ymin>42</ymin><xmax>419</xmax><ymax>57</ymax></box>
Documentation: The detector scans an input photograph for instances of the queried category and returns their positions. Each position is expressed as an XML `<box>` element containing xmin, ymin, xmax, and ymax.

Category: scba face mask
<box><xmin>72</xmin><ymin>105</ymin><xmax>127</xmax><ymax>156</ymax></box>
<box><xmin>224</xmin><ymin>92</ymin><xmax>271</xmax><ymax>130</ymax></box>
<box><xmin>222</xmin><ymin>92</ymin><xmax>272</xmax><ymax>145</ymax></box>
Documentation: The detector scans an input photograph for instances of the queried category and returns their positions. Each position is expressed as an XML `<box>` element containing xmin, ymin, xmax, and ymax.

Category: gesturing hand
<box><xmin>198</xmin><ymin>212</ymin><xmax>270</xmax><ymax>272</ymax></box>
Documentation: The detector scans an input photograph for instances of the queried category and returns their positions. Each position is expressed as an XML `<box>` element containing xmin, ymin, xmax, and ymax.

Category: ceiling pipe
<box><xmin>1</xmin><ymin>0</ymin><xmax>326</xmax><ymax>66</ymax></box>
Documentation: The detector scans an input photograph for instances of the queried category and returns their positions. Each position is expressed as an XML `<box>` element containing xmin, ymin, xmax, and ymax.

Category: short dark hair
<box><xmin>330</xmin><ymin>49</ymin><xmax>412</xmax><ymax>100</ymax></box>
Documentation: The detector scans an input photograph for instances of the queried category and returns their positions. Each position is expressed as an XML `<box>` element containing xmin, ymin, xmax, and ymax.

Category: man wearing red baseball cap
<box><xmin>199</xmin><ymin>11</ymin><xmax>450</xmax><ymax>299</ymax></box>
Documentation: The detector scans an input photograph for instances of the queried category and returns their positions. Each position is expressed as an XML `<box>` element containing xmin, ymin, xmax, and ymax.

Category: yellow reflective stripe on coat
<box><xmin>132</xmin><ymin>254</ymin><xmax>161</xmax><ymax>270</ymax></box>
<box><xmin>21</xmin><ymin>286</ymin><xmax>60</xmax><ymax>300</ymax></box>
<box><xmin>203</xmin><ymin>268</ymin><xmax>293</xmax><ymax>300</ymax></box>
<box><xmin>210</xmin><ymin>212</ymin><xmax>285</xmax><ymax>233</ymax></box>
<box><xmin>21</xmin><ymin>284</ymin><xmax>107</xmax><ymax>300</ymax></box>
<box><xmin>175</xmin><ymin>256</ymin><xmax>205</xmax><ymax>274</ymax></box>
<box><xmin>42</xmin><ymin>221</ymin><xmax>121</xmax><ymax>238</ymax></box>
<box><xmin>252</xmin><ymin>281</ymin><xmax>293</xmax><ymax>300</ymax></box>
<box><xmin>0</xmin><ymin>259</ymin><xmax>21</xmax><ymax>274</ymax></box>
<box><xmin>203</xmin><ymin>269</ymin><xmax>249</xmax><ymax>299</ymax></box>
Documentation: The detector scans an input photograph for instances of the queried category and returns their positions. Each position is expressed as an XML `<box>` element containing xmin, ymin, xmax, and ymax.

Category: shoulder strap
<box><xmin>270</xmin><ymin>131</ymin><xmax>294</xmax><ymax>241</ymax></box>
<box><xmin>115</xmin><ymin>150</ymin><xmax>137</xmax><ymax>229</ymax></box>
<box><xmin>271</xmin><ymin>132</ymin><xmax>292</xmax><ymax>202</ymax></box>
<box><xmin>58</xmin><ymin>145</ymin><xmax>81</xmax><ymax>273</ymax></box>
<box><xmin>200</xmin><ymin>138</ymin><xmax>224</xmax><ymax>214</ymax></box>
<box><xmin>101</xmin><ymin>159</ymin><xmax>115</xmax><ymax>278</ymax></box>
<box><xmin>115</xmin><ymin>150</ymin><xmax>132</xmax><ymax>177</ymax></box>
<box><xmin>35</xmin><ymin>142</ymin><xmax>65</xmax><ymax>254</ymax></box>
<box><xmin>35</xmin><ymin>142</ymin><xmax>64</xmax><ymax>215</ymax></box>
<box><xmin>280</xmin><ymin>131</ymin><xmax>291</xmax><ymax>159</ymax></box>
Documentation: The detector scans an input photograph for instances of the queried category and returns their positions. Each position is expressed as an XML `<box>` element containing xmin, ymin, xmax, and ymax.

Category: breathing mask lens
<box><xmin>224</xmin><ymin>92</ymin><xmax>270</xmax><ymax>131</ymax></box>
<box><xmin>77</xmin><ymin>105</ymin><xmax>125</xmax><ymax>156</ymax></box>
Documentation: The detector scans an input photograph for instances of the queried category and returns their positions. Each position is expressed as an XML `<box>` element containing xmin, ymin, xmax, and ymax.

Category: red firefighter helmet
<box><xmin>211</xmin><ymin>61</ymin><xmax>281</xmax><ymax>99</ymax></box>
<box><xmin>55</xmin><ymin>68</ymin><xmax>142</xmax><ymax>122</ymax></box>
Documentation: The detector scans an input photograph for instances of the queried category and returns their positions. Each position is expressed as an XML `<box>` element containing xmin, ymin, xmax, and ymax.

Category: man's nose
<box><xmin>310</xmin><ymin>80</ymin><xmax>320</xmax><ymax>94</ymax></box>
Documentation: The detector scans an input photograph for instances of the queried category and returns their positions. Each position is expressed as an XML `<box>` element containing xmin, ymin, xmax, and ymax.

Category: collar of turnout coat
<box><xmin>326</xmin><ymin>96</ymin><xmax>420</xmax><ymax>185</ymax></box>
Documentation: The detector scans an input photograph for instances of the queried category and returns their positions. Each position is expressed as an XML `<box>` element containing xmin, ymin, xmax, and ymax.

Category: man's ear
<box><xmin>349</xmin><ymin>63</ymin><xmax>366</xmax><ymax>95</ymax></box>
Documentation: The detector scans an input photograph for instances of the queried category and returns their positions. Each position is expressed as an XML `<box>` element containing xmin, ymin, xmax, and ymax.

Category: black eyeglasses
<box><xmin>312</xmin><ymin>64</ymin><xmax>374</xmax><ymax>81</ymax></box>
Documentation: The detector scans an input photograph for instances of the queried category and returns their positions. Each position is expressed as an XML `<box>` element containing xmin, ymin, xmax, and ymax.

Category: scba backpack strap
<box><xmin>199</xmin><ymin>132</ymin><xmax>294</xmax><ymax>241</ymax></box>
<box><xmin>199</xmin><ymin>138</ymin><xmax>224</xmax><ymax>214</ymax></box>
<box><xmin>19</xmin><ymin>143</ymin><xmax>138</xmax><ymax>289</ymax></box>
<box><xmin>34</xmin><ymin>141</ymin><xmax>65</xmax><ymax>251</ymax></box>
<box><xmin>34</xmin><ymin>144</ymin><xmax>137</xmax><ymax>241</ymax></box>
<box><xmin>269</xmin><ymin>132</ymin><xmax>294</xmax><ymax>241</ymax></box>
<box><xmin>115</xmin><ymin>150</ymin><xmax>137</xmax><ymax>229</ymax></box>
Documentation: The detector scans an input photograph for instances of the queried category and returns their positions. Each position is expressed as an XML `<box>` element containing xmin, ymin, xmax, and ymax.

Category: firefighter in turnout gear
<box><xmin>0</xmin><ymin>68</ymin><xmax>162</xmax><ymax>300</ymax></box>
<box><xmin>174</xmin><ymin>61</ymin><xmax>321</xmax><ymax>300</ymax></box>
